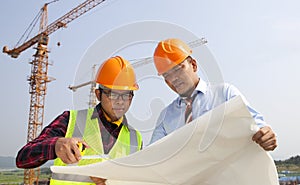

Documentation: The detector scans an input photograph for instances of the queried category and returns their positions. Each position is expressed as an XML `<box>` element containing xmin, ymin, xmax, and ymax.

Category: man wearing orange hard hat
<box><xmin>16</xmin><ymin>56</ymin><xmax>142</xmax><ymax>185</ymax></box>
<box><xmin>150</xmin><ymin>38</ymin><xmax>277</xmax><ymax>152</ymax></box>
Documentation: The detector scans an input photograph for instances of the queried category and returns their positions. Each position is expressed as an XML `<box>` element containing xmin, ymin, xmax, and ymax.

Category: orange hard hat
<box><xmin>153</xmin><ymin>38</ymin><xmax>192</xmax><ymax>75</ymax></box>
<box><xmin>95</xmin><ymin>56</ymin><xmax>139</xmax><ymax>90</ymax></box>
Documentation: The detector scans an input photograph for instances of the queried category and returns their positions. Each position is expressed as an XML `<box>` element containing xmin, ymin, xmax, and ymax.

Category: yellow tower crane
<box><xmin>3</xmin><ymin>0</ymin><xmax>106</xmax><ymax>184</ymax></box>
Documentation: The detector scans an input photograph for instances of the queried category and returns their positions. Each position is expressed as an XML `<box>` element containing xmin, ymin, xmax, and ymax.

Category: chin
<box><xmin>114</xmin><ymin>112</ymin><xmax>125</xmax><ymax>119</ymax></box>
<box><xmin>177</xmin><ymin>89</ymin><xmax>188</xmax><ymax>96</ymax></box>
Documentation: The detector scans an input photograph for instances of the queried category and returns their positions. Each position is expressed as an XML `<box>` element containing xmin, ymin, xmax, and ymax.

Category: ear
<box><xmin>190</xmin><ymin>58</ymin><xmax>198</xmax><ymax>72</ymax></box>
<box><xmin>95</xmin><ymin>89</ymin><xmax>101</xmax><ymax>101</ymax></box>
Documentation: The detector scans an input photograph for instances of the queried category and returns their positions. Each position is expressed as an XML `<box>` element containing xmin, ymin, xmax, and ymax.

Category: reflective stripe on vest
<box><xmin>51</xmin><ymin>108</ymin><xmax>142</xmax><ymax>185</ymax></box>
<box><xmin>72</xmin><ymin>109</ymin><xmax>88</xmax><ymax>138</ymax></box>
<box><xmin>51</xmin><ymin>173</ymin><xmax>93</xmax><ymax>183</ymax></box>
<box><xmin>129</xmin><ymin>126</ymin><xmax>138</xmax><ymax>154</ymax></box>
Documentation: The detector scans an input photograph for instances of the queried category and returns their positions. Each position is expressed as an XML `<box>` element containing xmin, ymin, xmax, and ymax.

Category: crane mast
<box><xmin>23</xmin><ymin>4</ymin><xmax>49</xmax><ymax>184</ymax></box>
<box><xmin>3</xmin><ymin>0</ymin><xmax>106</xmax><ymax>184</ymax></box>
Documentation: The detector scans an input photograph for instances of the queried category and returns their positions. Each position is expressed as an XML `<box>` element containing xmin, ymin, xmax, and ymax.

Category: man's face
<box><xmin>97</xmin><ymin>89</ymin><xmax>133</xmax><ymax>121</ymax></box>
<box><xmin>162</xmin><ymin>57</ymin><xmax>198</xmax><ymax>97</ymax></box>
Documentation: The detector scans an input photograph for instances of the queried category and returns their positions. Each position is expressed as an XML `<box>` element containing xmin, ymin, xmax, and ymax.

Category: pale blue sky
<box><xmin>1</xmin><ymin>0</ymin><xmax>299</xmax><ymax>161</ymax></box>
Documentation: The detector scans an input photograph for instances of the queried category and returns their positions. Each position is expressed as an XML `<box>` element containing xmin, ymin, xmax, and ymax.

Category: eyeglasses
<box><xmin>162</xmin><ymin>57</ymin><xmax>192</xmax><ymax>79</ymax></box>
<box><xmin>162</xmin><ymin>62</ymin><xmax>185</xmax><ymax>79</ymax></box>
<box><xmin>101</xmin><ymin>90</ymin><xmax>134</xmax><ymax>100</ymax></box>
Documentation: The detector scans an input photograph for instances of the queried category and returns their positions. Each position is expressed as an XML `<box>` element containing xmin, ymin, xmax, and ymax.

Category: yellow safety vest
<box><xmin>50</xmin><ymin>108</ymin><xmax>142</xmax><ymax>185</ymax></box>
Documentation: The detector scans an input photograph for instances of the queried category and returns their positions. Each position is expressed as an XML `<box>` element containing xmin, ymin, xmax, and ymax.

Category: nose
<box><xmin>165</xmin><ymin>73</ymin><xmax>178</xmax><ymax>83</ymax></box>
<box><xmin>114</xmin><ymin>95</ymin><xmax>126</xmax><ymax>103</ymax></box>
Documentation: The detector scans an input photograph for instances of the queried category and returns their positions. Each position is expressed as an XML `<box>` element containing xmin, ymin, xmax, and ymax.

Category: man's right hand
<box><xmin>55</xmin><ymin>137</ymin><xmax>87</xmax><ymax>164</ymax></box>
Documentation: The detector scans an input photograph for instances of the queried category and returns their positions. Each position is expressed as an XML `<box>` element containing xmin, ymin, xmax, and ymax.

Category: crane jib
<box><xmin>3</xmin><ymin>0</ymin><xmax>106</xmax><ymax>59</ymax></box>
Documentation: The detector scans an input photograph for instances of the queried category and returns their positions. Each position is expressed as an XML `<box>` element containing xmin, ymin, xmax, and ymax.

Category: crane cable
<box><xmin>15</xmin><ymin>10</ymin><xmax>42</xmax><ymax>48</ymax></box>
<box><xmin>15</xmin><ymin>0</ymin><xmax>60</xmax><ymax>48</ymax></box>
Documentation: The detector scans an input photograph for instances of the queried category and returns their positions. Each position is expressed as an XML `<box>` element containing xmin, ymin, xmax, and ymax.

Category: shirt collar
<box><xmin>195</xmin><ymin>79</ymin><xmax>208</xmax><ymax>94</ymax></box>
<box><xmin>177</xmin><ymin>79</ymin><xmax>207</xmax><ymax>106</ymax></box>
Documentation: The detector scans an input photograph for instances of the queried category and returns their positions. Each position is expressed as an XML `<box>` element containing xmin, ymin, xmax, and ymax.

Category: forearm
<box><xmin>149</xmin><ymin>123</ymin><xmax>166</xmax><ymax>145</ymax></box>
<box><xmin>225</xmin><ymin>84</ymin><xmax>267</xmax><ymax>127</ymax></box>
<box><xmin>16</xmin><ymin>111</ymin><xmax>69</xmax><ymax>168</ymax></box>
<box><xmin>16</xmin><ymin>137</ymin><xmax>59</xmax><ymax>168</ymax></box>
<box><xmin>247</xmin><ymin>105</ymin><xmax>267</xmax><ymax>128</ymax></box>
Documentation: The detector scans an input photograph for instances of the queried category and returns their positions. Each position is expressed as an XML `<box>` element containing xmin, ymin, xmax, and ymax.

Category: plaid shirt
<box><xmin>16</xmin><ymin>104</ymin><xmax>125</xmax><ymax>169</ymax></box>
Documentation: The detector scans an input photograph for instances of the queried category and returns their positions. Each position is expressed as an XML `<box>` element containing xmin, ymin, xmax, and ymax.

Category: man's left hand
<box><xmin>252</xmin><ymin>126</ymin><xmax>277</xmax><ymax>151</ymax></box>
